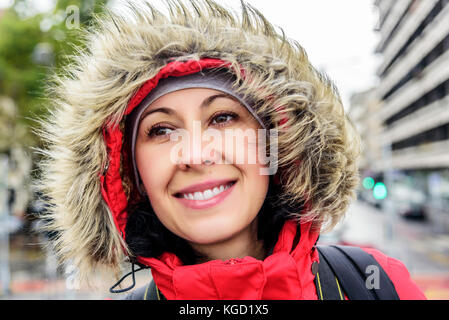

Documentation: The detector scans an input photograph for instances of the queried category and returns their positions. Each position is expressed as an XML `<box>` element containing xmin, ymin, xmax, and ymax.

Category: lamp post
<box><xmin>382</xmin><ymin>138</ymin><xmax>397</xmax><ymax>258</ymax></box>
<box><xmin>0</xmin><ymin>155</ymin><xmax>11</xmax><ymax>296</ymax></box>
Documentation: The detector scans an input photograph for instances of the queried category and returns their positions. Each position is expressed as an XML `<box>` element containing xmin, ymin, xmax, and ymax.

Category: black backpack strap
<box><xmin>317</xmin><ymin>245</ymin><xmax>375</xmax><ymax>300</ymax></box>
<box><xmin>332</xmin><ymin>245</ymin><xmax>399</xmax><ymax>300</ymax></box>
<box><xmin>316</xmin><ymin>245</ymin><xmax>399</xmax><ymax>300</ymax></box>
<box><xmin>314</xmin><ymin>249</ymin><xmax>345</xmax><ymax>300</ymax></box>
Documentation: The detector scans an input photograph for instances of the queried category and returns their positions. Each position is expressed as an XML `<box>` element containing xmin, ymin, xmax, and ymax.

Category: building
<box><xmin>372</xmin><ymin>0</ymin><xmax>449</xmax><ymax>230</ymax></box>
<box><xmin>348</xmin><ymin>89</ymin><xmax>383</xmax><ymax>172</ymax></box>
<box><xmin>348</xmin><ymin>89</ymin><xmax>387</xmax><ymax>208</ymax></box>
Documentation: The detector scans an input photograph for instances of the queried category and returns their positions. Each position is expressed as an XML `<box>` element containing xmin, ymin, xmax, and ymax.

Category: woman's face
<box><xmin>135</xmin><ymin>88</ymin><xmax>269</xmax><ymax>246</ymax></box>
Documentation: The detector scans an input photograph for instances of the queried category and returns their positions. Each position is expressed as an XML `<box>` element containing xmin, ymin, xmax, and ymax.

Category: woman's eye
<box><xmin>211</xmin><ymin>112</ymin><xmax>237</xmax><ymax>126</ymax></box>
<box><xmin>147</xmin><ymin>126</ymin><xmax>174</xmax><ymax>138</ymax></box>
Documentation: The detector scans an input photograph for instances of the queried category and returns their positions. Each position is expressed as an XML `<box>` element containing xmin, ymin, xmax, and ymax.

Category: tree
<box><xmin>0</xmin><ymin>0</ymin><xmax>108</xmax><ymax>149</ymax></box>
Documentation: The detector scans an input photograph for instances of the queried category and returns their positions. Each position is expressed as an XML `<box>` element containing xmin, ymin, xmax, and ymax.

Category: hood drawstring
<box><xmin>109</xmin><ymin>262</ymin><xmax>149</xmax><ymax>294</ymax></box>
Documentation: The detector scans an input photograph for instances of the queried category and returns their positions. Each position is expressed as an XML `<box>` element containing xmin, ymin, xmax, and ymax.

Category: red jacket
<box><xmin>138</xmin><ymin>219</ymin><xmax>426</xmax><ymax>300</ymax></box>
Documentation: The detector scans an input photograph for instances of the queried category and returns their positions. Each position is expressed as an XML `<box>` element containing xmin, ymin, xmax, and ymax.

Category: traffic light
<box><xmin>373</xmin><ymin>182</ymin><xmax>387</xmax><ymax>200</ymax></box>
<box><xmin>362</xmin><ymin>177</ymin><xmax>375</xmax><ymax>190</ymax></box>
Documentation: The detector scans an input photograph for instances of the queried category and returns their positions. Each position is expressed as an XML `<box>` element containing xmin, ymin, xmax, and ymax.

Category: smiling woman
<box><xmin>36</xmin><ymin>0</ymin><xmax>426</xmax><ymax>300</ymax></box>
<box><xmin>126</xmin><ymin>82</ymin><xmax>271</xmax><ymax>264</ymax></box>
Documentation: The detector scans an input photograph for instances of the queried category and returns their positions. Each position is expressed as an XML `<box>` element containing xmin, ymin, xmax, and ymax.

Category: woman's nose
<box><xmin>176</xmin><ymin>144</ymin><xmax>217</xmax><ymax>170</ymax></box>
<box><xmin>176</xmin><ymin>157</ymin><xmax>215</xmax><ymax>170</ymax></box>
<box><xmin>174</xmin><ymin>124</ymin><xmax>221</xmax><ymax>170</ymax></box>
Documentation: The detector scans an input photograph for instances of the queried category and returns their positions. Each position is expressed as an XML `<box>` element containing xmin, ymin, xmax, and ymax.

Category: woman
<box><xmin>36</xmin><ymin>0</ymin><xmax>426</xmax><ymax>299</ymax></box>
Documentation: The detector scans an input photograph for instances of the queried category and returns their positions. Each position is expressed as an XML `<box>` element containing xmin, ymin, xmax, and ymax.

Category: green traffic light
<box><xmin>373</xmin><ymin>182</ymin><xmax>387</xmax><ymax>200</ymax></box>
<box><xmin>362</xmin><ymin>177</ymin><xmax>375</xmax><ymax>189</ymax></box>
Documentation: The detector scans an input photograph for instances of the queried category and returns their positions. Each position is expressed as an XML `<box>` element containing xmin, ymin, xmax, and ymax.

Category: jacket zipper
<box><xmin>225</xmin><ymin>258</ymin><xmax>243</xmax><ymax>265</ymax></box>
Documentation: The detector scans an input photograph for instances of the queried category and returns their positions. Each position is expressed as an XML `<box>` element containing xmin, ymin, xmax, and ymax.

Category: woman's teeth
<box><xmin>182</xmin><ymin>183</ymin><xmax>233</xmax><ymax>201</ymax></box>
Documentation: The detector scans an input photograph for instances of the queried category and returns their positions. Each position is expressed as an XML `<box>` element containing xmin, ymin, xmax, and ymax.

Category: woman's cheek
<box><xmin>220</xmin><ymin>129</ymin><xmax>256</xmax><ymax>165</ymax></box>
<box><xmin>136</xmin><ymin>143</ymin><xmax>172</xmax><ymax>194</ymax></box>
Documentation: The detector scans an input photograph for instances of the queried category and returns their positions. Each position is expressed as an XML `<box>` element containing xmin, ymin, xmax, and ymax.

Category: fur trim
<box><xmin>34</xmin><ymin>0</ymin><xmax>361</xmax><ymax>283</ymax></box>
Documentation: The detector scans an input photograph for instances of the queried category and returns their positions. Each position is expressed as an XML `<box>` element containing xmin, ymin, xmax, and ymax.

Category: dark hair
<box><xmin>124</xmin><ymin>178</ymin><xmax>299</xmax><ymax>265</ymax></box>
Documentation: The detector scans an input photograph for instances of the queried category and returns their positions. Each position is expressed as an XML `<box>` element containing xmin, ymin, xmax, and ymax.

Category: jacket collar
<box><xmin>137</xmin><ymin>219</ymin><xmax>320</xmax><ymax>300</ymax></box>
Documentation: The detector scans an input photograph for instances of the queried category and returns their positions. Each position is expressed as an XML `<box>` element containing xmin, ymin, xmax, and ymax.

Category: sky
<box><xmin>224</xmin><ymin>0</ymin><xmax>382</xmax><ymax>109</ymax></box>
<box><xmin>0</xmin><ymin>0</ymin><xmax>381</xmax><ymax>109</ymax></box>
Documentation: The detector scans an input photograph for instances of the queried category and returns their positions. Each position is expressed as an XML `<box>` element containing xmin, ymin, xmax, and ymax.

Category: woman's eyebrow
<box><xmin>140</xmin><ymin>107</ymin><xmax>175</xmax><ymax>121</ymax></box>
<box><xmin>140</xmin><ymin>93</ymin><xmax>238</xmax><ymax>121</ymax></box>
<box><xmin>200</xmin><ymin>93</ymin><xmax>238</xmax><ymax>108</ymax></box>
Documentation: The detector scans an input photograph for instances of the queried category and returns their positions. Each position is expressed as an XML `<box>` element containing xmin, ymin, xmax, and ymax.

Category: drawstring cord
<box><xmin>109</xmin><ymin>262</ymin><xmax>149</xmax><ymax>294</ymax></box>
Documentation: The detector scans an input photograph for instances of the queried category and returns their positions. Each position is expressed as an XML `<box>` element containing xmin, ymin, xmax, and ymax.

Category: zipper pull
<box><xmin>225</xmin><ymin>258</ymin><xmax>243</xmax><ymax>265</ymax></box>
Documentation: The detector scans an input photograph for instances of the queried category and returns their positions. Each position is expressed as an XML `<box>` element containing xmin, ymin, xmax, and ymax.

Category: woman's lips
<box><xmin>174</xmin><ymin>181</ymin><xmax>236</xmax><ymax>210</ymax></box>
<box><xmin>173</xmin><ymin>179</ymin><xmax>235</xmax><ymax>195</ymax></box>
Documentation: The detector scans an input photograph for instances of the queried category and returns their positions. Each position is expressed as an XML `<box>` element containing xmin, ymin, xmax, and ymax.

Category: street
<box><xmin>320</xmin><ymin>200</ymin><xmax>449</xmax><ymax>299</ymax></box>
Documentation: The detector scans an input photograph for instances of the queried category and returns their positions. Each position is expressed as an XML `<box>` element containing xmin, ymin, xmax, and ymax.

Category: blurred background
<box><xmin>0</xmin><ymin>0</ymin><xmax>448</xmax><ymax>300</ymax></box>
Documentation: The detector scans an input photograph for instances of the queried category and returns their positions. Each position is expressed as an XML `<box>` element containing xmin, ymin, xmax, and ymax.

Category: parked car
<box><xmin>391</xmin><ymin>184</ymin><xmax>427</xmax><ymax>220</ymax></box>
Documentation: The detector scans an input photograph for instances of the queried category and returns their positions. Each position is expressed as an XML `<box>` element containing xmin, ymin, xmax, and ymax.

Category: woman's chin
<box><xmin>183</xmin><ymin>216</ymin><xmax>255</xmax><ymax>246</ymax></box>
<box><xmin>185</xmin><ymin>226</ymin><xmax>236</xmax><ymax>245</ymax></box>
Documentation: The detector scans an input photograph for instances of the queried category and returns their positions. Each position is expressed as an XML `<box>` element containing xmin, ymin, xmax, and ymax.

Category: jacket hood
<box><xmin>35</xmin><ymin>0</ymin><xmax>361</xmax><ymax>283</ymax></box>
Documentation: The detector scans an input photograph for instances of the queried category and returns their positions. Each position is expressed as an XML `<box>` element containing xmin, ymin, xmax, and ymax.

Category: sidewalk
<box><xmin>2</xmin><ymin>270</ymin><xmax>152</xmax><ymax>300</ymax></box>
<box><xmin>326</xmin><ymin>200</ymin><xmax>449</xmax><ymax>299</ymax></box>
<box><xmin>2</xmin><ymin>232</ymin><xmax>153</xmax><ymax>300</ymax></box>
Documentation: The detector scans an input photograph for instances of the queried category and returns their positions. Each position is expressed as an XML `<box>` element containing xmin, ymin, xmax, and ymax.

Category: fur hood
<box><xmin>35</xmin><ymin>0</ymin><xmax>361</xmax><ymax>283</ymax></box>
